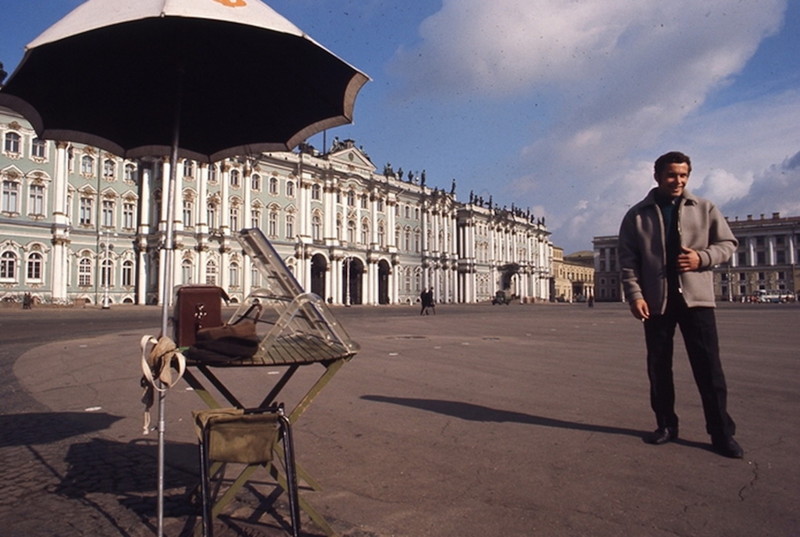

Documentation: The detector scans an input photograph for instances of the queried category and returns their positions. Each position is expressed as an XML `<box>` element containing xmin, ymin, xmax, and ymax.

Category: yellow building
<box><xmin>550</xmin><ymin>247</ymin><xmax>594</xmax><ymax>302</ymax></box>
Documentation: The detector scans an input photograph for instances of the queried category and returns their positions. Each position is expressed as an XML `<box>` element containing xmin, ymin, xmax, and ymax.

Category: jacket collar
<box><xmin>642</xmin><ymin>187</ymin><xmax>699</xmax><ymax>207</ymax></box>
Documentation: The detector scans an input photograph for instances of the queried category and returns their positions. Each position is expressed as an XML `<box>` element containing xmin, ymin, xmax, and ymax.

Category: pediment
<box><xmin>329</xmin><ymin>146</ymin><xmax>376</xmax><ymax>173</ymax></box>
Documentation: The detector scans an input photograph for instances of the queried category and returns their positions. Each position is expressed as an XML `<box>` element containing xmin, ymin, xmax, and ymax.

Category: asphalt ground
<box><xmin>3</xmin><ymin>301</ymin><xmax>799</xmax><ymax>537</ymax></box>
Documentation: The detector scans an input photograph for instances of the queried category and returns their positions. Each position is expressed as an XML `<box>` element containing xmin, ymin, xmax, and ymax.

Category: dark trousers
<box><xmin>643</xmin><ymin>295</ymin><xmax>736</xmax><ymax>439</ymax></box>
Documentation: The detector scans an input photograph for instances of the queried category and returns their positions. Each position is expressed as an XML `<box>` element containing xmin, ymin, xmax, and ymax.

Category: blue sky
<box><xmin>2</xmin><ymin>0</ymin><xmax>799</xmax><ymax>253</ymax></box>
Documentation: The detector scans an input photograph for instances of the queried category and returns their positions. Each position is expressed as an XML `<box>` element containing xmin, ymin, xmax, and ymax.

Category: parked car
<box><xmin>492</xmin><ymin>290</ymin><xmax>510</xmax><ymax>305</ymax></box>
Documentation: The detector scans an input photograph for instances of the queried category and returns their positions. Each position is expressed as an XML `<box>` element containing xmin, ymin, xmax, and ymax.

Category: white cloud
<box><xmin>698</xmin><ymin>168</ymin><xmax>752</xmax><ymax>206</ymax></box>
<box><xmin>723</xmin><ymin>150</ymin><xmax>800</xmax><ymax>219</ymax></box>
<box><xmin>390</xmin><ymin>0</ymin><xmax>783</xmax><ymax>101</ymax></box>
<box><xmin>387</xmin><ymin>0</ymin><xmax>791</xmax><ymax>251</ymax></box>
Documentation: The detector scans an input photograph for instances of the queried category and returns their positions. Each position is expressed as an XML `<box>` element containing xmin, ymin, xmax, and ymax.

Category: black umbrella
<box><xmin>0</xmin><ymin>1</ymin><xmax>368</xmax><ymax>533</ymax></box>
<box><xmin>0</xmin><ymin>0</ymin><xmax>368</xmax><ymax>161</ymax></box>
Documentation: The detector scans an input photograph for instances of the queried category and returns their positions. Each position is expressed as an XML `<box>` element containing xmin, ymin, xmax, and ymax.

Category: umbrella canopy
<box><xmin>0</xmin><ymin>0</ymin><xmax>369</xmax><ymax>162</ymax></box>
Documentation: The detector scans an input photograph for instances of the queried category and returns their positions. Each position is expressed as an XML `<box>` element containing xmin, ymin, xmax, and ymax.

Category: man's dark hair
<box><xmin>654</xmin><ymin>151</ymin><xmax>692</xmax><ymax>176</ymax></box>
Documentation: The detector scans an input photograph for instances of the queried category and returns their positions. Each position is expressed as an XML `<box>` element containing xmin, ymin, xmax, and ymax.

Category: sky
<box><xmin>2</xmin><ymin>0</ymin><xmax>799</xmax><ymax>253</ymax></box>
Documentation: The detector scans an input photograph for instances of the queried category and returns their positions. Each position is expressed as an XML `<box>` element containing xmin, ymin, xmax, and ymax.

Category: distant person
<box><xmin>420</xmin><ymin>288</ymin><xmax>431</xmax><ymax>315</ymax></box>
<box><xmin>618</xmin><ymin>151</ymin><xmax>743</xmax><ymax>458</ymax></box>
<box><xmin>428</xmin><ymin>287</ymin><xmax>436</xmax><ymax>315</ymax></box>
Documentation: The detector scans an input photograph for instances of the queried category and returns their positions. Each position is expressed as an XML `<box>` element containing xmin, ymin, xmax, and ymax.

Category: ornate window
<box><xmin>4</xmin><ymin>132</ymin><xmax>21</xmax><ymax>155</ymax></box>
<box><xmin>205</xmin><ymin>260</ymin><xmax>217</xmax><ymax>285</ymax></box>
<box><xmin>102</xmin><ymin>199</ymin><xmax>115</xmax><ymax>227</ymax></box>
<box><xmin>269</xmin><ymin>176</ymin><xmax>278</xmax><ymax>195</ymax></box>
<box><xmin>101</xmin><ymin>258</ymin><xmax>113</xmax><ymax>287</ymax></box>
<box><xmin>207</xmin><ymin>201</ymin><xmax>218</xmax><ymax>229</ymax></box>
<box><xmin>2</xmin><ymin>180</ymin><xmax>20</xmax><ymax>213</ymax></box>
<box><xmin>78</xmin><ymin>257</ymin><xmax>92</xmax><ymax>287</ymax></box>
<box><xmin>251</xmin><ymin>173</ymin><xmax>261</xmax><ymax>191</ymax></box>
<box><xmin>26</xmin><ymin>252</ymin><xmax>43</xmax><ymax>281</ymax></box>
<box><xmin>1</xmin><ymin>251</ymin><xmax>18</xmax><ymax>280</ymax></box>
<box><xmin>181</xmin><ymin>259</ymin><xmax>193</xmax><ymax>285</ymax></box>
<box><xmin>124</xmin><ymin>163</ymin><xmax>136</xmax><ymax>182</ymax></box>
<box><xmin>230</xmin><ymin>169</ymin><xmax>241</xmax><ymax>188</ymax></box>
<box><xmin>28</xmin><ymin>184</ymin><xmax>45</xmax><ymax>217</ymax></box>
<box><xmin>123</xmin><ymin>202</ymin><xmax>135</xmax><ymax>230</ymax></box>
<box><xmin>81</xmin><ymin>155</ymin><xmax>94</xmax><ymax>176</ymax></box>
<box><xmin>378</xmin><ymin>221</ymin><xmax>386</xmax><ymax>248</ymax></box>
<box><xmin>311</xmin><ymin>184</ymin><xmax>321</xmax><ymax>200</ymax></box>
<box><xmin>311</xmin><ymin>213</ymin><xmax>322</xmax><ymax>241</ymax></box>
<box><xmin>285</xmin><ymin>213</ymin><xmax>295</xmax><ymax>239</ymax></box>
<box><xmin>230</xmin><ymin>204</ymin><xmax>240</xmax><ymax>230</ymax></box>
<box><xmin>31</xmin><ymin>138</ymin><xmax>47</xmax><ymax>159</ymax></box>
<box><xmin>183</xmin><ymin>199</ymin><xmax>194</xmax><ymax>227</ymax></box>
<box><xmin>103</xmin><ymin>159</ymin><xmax>116</xmax><ymax>179</ymax></box>
<box><xmin>122</xmin><ymin>260</ymin><xmax>134</xmax><ymax>287</ymax></box>
<box><xmin>251</xmin><ymin>206</ymin><xmax>261</xmax><ymax>229</ymax></box>
<box><xmin>286</xmin><ymin>180</ymin><xmax>295</xmax><ymax>197</ymax></box>
<box><xmin>79</xmin><ymin>196</ymin><xmax>94</xmax><ymax>226</ymax></box>
<box><xmin>268</xmin><ymin>208</ymin><xmax>278</xmax><ymax>238</ymax></box>
<box><xmin>229</xmin><ymin>262</ymin><xmax>240</xmax><ymax>288</ymax></box>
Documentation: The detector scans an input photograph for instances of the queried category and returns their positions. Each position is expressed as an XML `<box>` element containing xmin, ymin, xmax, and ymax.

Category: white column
<box><xmin>367</xmin><ymin>261</ymin><xmax>377</xmax><ymax>305</ymax></box>
<box><xmin>767</xmin><ymin>236</ymin><xmax>776</xmax><ymax>266</ymax></box>
<box><xmin>197</xmin><ymin>164</ymin><xmax>209</xmax><ymax>234</ymax></box>
<box><xmin>387</xmin><ymin>199</ymin><xmax>397</xmax><ymax>247</ymax></box>
<box><xmin>324</xmin><ymin>180</ymin><xmax>337</xmax><ymax>243</ymax></box>
<box><xmin>332</xmin><ymin>257</ymin><xmax>342</xmax><ymax>304</ymax></box>
<box><xmin>136</xmin><ymin>165</ymin><xmax>152</xmax><ymax>305</ymax></box>
<box><xmin>324</xmin><ymin>261</ymin><xmax>332</xmax><ymax>304</ymax></box>
<box><xmin>391</xmin><ymin>262</ymin><xmax>399</xmax><ymax>304</ymax></box>
<box><xmin>50</xmin><ymin>142</ymin><xmax>70</xmax><ymax>301</ymax></box>
<box><xmin>219</xmin><ymin>163</ymin><xmax>230</xmax><ymax>237</ymax></box>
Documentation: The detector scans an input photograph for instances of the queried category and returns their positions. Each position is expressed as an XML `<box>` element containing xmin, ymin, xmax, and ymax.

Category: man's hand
<box><xmin>677</xmin><ymin>246</ymin><xmax>701</xmax><ymax>272</ymax></box>
<box><xmin>630</xmin><ymin>298</ymin><xmax>650</xmax><ymax>321</ymax></box>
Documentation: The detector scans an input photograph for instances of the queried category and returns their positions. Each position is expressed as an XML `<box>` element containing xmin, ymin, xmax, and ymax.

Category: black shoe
<box><xmin>644</xmin><ymin>427</ymin><xmax>678</xmax><ymax>445</ymax></box>
<box><xmin>712</xmin><ymin>436</ymin><xmax>744</xmax><ymax>458</ymax></box>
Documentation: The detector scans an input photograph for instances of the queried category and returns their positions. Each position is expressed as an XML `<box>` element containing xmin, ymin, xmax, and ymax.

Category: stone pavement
<box><xmin>3</xmin><ymin>302</ymin><xmax>800</xmax><ymax>537</ymax></box>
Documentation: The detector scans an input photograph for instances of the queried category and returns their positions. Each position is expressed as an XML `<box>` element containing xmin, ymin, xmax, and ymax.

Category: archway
<box><xmin>499</xmin><ymin>263</ymin><xmax>520</xmax><ymax>294</ymax></box>
<box><xmin>342</xmin><ymin>256</ymin><xmax>364</xmax><ymax>305</ymax></box>
<box><xmin>310</xmin><ymin>253</ymin><xmax>327</xmax><ymax>299</ymax></box>
<box><xmin>378</xmin><ymin>259</ymin><xmax>391</xmax><ymax>305</ymax></box>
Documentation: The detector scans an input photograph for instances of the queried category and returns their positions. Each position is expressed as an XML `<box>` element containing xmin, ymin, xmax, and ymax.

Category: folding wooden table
<box><xmin>180</xmin><ymin>228</ymin><xmax>359</xmax><ymax>536</ymax></box>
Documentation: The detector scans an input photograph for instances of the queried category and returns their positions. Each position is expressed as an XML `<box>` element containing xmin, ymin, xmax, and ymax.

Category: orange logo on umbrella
<box><xmin>213</xmin><ymin>0</ymin><xmax>247</xmax><ymax>7</ymax></box>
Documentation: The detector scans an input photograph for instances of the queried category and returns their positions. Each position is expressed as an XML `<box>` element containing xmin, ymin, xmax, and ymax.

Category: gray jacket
<box><xmin>618</xmin><ymin>188</ymin><xmax>737</xmax><ymax>313</ymax></box>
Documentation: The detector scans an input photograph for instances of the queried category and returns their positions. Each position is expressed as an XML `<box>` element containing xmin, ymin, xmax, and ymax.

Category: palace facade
<box><xmin>1</xmin><ymin>108</ymin><xmax>552</xmax><ymax>307</ymax></box>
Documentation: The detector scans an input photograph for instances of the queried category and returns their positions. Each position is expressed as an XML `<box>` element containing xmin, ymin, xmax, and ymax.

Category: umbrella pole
<box><xmin>157</xmin><ymin>100</ymin><xmax>181</xmax><ymax>537</ymax></box>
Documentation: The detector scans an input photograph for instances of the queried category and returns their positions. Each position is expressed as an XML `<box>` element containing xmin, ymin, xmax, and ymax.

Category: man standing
<box><xmin>618</xmin><ymin>151</ymin><xmax>743</xmax><ymax>458</ymax></box>
<box><xmin>420</xmin><ymin>288</ymin><xmax>431</xmax><ymax>315</ymax></box>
